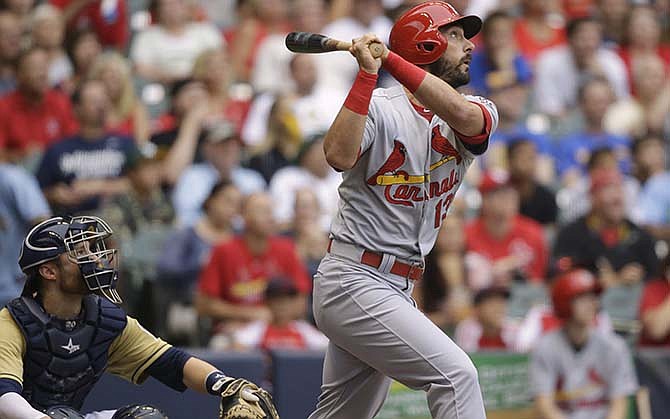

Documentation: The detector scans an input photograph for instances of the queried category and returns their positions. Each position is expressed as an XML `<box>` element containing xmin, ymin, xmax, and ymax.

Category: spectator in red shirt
<box><xmin>195</xmin><ymin>192</ymin><xmax>311</xmax><ymax>342</ymax></box>
<box><xmin>224</xmin><ymin>0</ymin><xmax>292</xmax><ymax>82</ymax></box>
<box><xmin>50</xmin><ymin>0</ymin><xmax>128</xmax><ymax>50</ymax></box>
<box><xmin>466</xmin><ymin>170</ymin><xmax>548</xmax><ymax>290</ymax></box>
<box><xmin>232</xmin><ymin>276</ymin><xmax>327</xmax><ymax>352</ymax></box>
<box><xmin>0</xmin><ymin>11</ymin><xmax>21</xmax><ymax>95</ymax></box>
<box><xmin>639</xmin><ymin>254</ymin><xmax>670</xmax><ymax>347</ymax></box>
<box><xmin>0</xmin><ymin>47</ymin><xmax>77</xmax><ymax>161</ymax></box>
<box><xmin>88</xmin><ymin>51</ymin><xmax>151</xmax><ymax>144</ymax></box>
<box><xmin>455</xmin><ymin>286</ymin><xmax>518</xmax><ymax>352</ymax></box>
<box><xmin>514</xmin><ymin>0</ymin><xmax>567</xmax><ymax>63</ymax></box>
<box><xmin>617</xmin><ymin>4</ymin><xmax>670</xmax><ymax>96</ymax></box>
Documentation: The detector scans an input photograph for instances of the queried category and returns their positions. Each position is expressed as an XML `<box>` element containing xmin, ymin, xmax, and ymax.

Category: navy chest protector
<box><xmin>7</xmin><ymin>295</ymin><xmax>127</xmax><ymax>410</ymax></box>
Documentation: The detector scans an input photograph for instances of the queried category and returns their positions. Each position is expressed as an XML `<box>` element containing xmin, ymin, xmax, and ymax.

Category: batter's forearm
<box><xmin>323</xmin><ymin>107</ymin><xmax>367</xmax><ymax>171</ymax></box>
<box><xmin>412</xmin><ymin>73</ymin><xmax>484</xmax><ymax>136</ymax></box>
<box><xmin>324</xmin><ymin>69</ymin><xmax>378</xmax><ymax>171</ymax></box>
<box><xmin>382</xmin><ymin>52</ymin><xmax>484</xmax><ymax>136</ymax></box>
<box><xmin>0</xmin><ymin>392</ymin><xmax>48</xmax><ymax>419</ymax></box>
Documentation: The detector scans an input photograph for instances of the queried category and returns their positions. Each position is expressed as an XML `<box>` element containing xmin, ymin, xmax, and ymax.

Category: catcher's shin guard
<box><xmin>111</xmin><ymin>404</ymin><xmax>168</xmax><ymax>418</ymax></box>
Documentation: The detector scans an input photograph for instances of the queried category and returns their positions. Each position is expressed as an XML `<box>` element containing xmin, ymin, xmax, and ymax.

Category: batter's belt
<box><xmin>327</xmin><ymin>239</ymin><xmax>424</xmax><ymax>281</ymax></box>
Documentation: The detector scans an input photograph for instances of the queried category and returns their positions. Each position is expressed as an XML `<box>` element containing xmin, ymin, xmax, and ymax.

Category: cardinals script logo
<box><xmin>367</xmin><ymin>138</ymin><xmax>461</xmax><ymax>213</ymax></box>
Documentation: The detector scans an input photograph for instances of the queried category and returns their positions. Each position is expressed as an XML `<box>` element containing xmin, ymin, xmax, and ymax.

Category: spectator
<box><xmin>158</xmin><ymin>180</ymin><xmax>242</xmax><ymax>294</ymax></box>
<box><xmin>415</xmin><ymin>214</ymin><xmax>470</xmax><ymax>331</ymax></box>
<box><xmin>514</xmin><ymin>0</ymin><xmax>567</xmax><ymax>63</ymax></box>
<box><xmin>269</xmin><ymin>133</ymin><xmax>340</xmax><ymax>230</ymax></box>
<box><xmin>553</xmin><ymin>168</ymin><xmax>659</xmax><ymax>289</ymax></box>
<box><xmin>195</xmin><ymin>192</ymin><xmax>311</xmax><ymax>343</ymax></box>
<box><xmin>639</xmin><ymin>253</ymin><xmax>670</xmax><ymax>347</ymax></box>
<box><xmin>130</xmin><ymin>0</ymin><xmax>221</xmax><ymax>84</ymax></box>
<box><xmin>173</xmin><ymin>120</ymin><xmax>265</xmax><ymax>226</ymax></box>
<box><xmin>246</xmin><ymin>95</ymin><xmax>302</xmax><ymax>182</ymax></box>
<box><xmin>508</xmin><ymin>139</ymin><xmax>558</xmax><ymax>226</ymax></box>
<box><xmin>288</xmin><ymin>54</ymin><xmax>346</xmax><ymax>138</ymax></box>
<box><xmin>88</xmin><ymin>52</ymin><xmax>151</xmax><ymax>144</ymax></box>
<box><xmin>469</xmin><ymin>11</ymin><xmax>533</xmax><ymax>97</ymax></box>
<box><xmin>192</xmin><ymin>48</ymin><xmax>251</xmax><ymax>134</ymax></box>
<box><xmin>631</xmin><ymin>136</ymin><xmax>670</xmax><ymax>241</ymax></box>
<box><xmin>555</xmin><ymin>77</ymin><xmax>631</xmax><ymax>183</ymax></box>
<box><xmin>97</xmin><ymin>145</ymin><xmax>174</xmax><ymax>321</ymax></box>
<box><xmin>0</xmin><ymin>159</ymin><xmax>50</xmax><ymax>307</ymax></box>
<box><xmin>63</xmin><ymin>29</ymin><xmax>102</xmax><ymax>94</ymax></box>
<box><xmin>156</xmin><ymin>180</ymin><xmax>241</xmax><ymax>344</ymax></box>
<box><xmin>150</xmin><ymin>77</ymin><xmax>209</xmax><ymax>158</ymax></box>
<box><xmin>530</xmin><ymin>268</ymin><xmax>638</xmax><ymax>419</ymax></box>
<box><xmin>36</xmin><ymin>79</ymin><xmax>134</xmax><ymax>214</ymax></box>
<box><xmin>483</xmin><ymin>73</ymin><xmax>555</xmax><ymax>184</ymax></box>
<box><xmin>604</xmin><ymin>55</ymin><xmax>670</xmax><ymax>138</ymax></box>
<box><xmin>0</xmin><ymin>0</ymin><xmax>34</xmax><ymax>35</ymax></box>
<box><xmin>596</xmin><ymin>0</ymin><xmax>630</xmax><ymax>46</ymax></box>
<box><xmin>50</xmin><ymin>0</ymin><xmax>128</xmax><ymax>50</ymax></box>
<box><xmin>455</xmin><ymin>286</ymin><xmax>518</xmax><ymax>352</ymax></box>
<box><xmin>556</xmin><ymin>147</ymin><xmax>639</xmax><ymax>225</ymax></box>
<box><xmin>534</xmin><ymin>17</ymin><xmax>629</xmax><ymax>118</ymax></box>
<box><xmin>224</xmin><ymin>0</ymin><xmax>292</xmax><ymax>82</ymax></box>
<box><xmin>320</xmin><ymin>0</ymin><xmax>392</xmax><ymax>92</ymax></box>
<box><xmin>29</xmin><ymin>4</ymin><xmax>72</xmax><ymax>88</ymax></box>
<box><xmin>250</xmin><ymin>0</ymin><xmax>327</xmax><ymax>94</ymax></box>
<box><xmin>289</xmin><ymin>188</ymin><xmax>329</xmax><ymax>277</ymax></box>
<box><xmin>0</xmin><ymin>47</ymin><xmax>77</xmax><ymax>162</ymax></box>
<box><xmin>617</xmin><ymin>5</ymin><xmax>670</xmax><ymax>94</ymax></box>
<box><xmin>232</xmin><ymin>277</ymin><xmax>328</xmax><ymax>351</ymax></box>
<box><xmin>466</xmin><ymin>171</ymin><xmax>548</xmax><ymax>290</ymax></box>
<box><xmin>0</xmin><ymin>11</ymin><xmax>21</xmax><ymax>95</ymax></box>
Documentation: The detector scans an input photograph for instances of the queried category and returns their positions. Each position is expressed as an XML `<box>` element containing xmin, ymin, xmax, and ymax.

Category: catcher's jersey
<box><xmin>330</xmin><ymin>84</ymin><xmax>498</xmax><ymax>260</ymax></box>
<box><xmin>530</xmin><ymin>330</ymin><xmax>638</xmax><ymax>419</ymax></box>
<box><xmin>0</xmin><ymin>307</ymin><xmax>171</xmax><ymax>387</ymax></box>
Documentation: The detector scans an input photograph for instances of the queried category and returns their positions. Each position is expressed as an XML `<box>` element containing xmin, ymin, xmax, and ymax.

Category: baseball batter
<box><xmin>530</xmin><ymin>269</ymin><xmax>638</xmax><ymax>419</ymax></box>
<box><xmin>308</xmin><ymin>2</ymin><xmax>498</xmax><ymax>419</ymax></box>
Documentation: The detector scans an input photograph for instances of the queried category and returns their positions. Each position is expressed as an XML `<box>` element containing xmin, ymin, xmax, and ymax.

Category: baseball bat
<box><xmin>285</xmin><ymin>32</ymin><xmax>384</xmax><ymax>58</ymax></box>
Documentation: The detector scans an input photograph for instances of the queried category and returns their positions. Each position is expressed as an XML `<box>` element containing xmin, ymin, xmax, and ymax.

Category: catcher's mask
<box><xmin>19</xmin><ymin>215</ymin><xmax>122</xmax><ymax>304</ymax></box>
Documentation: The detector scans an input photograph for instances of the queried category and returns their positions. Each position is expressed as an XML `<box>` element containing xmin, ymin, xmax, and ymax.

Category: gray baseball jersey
<box><xmin>309</xmin><ymin>85</ymin><xmax>497</xmax><ymax>419</ymax></box>
<box><xmin>330</xmin><ymin>84</ymin><xmax>498</xmax><ymax>261</ymax></box>
<box><xmin>530</xmin><ymin>330</ymin><xmax>638</xmax><ymax>419</ymax></box>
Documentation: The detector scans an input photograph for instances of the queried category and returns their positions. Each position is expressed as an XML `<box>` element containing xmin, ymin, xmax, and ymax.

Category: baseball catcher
<box><xmin>0</xmin><ymin>215</ymin><xmax>279</xmax><ymax>419</ymax></box>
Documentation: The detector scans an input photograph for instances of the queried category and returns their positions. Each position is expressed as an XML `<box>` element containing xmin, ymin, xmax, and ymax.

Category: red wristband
<box><xmin>383</xmin><ymin>51</ymin><xmax>427</xmax><ymax>93</ymax></box>
<box><xmin>343</xmin><ymin>70</ymin><xmax>378</xmax><ymax>115</ymax></box>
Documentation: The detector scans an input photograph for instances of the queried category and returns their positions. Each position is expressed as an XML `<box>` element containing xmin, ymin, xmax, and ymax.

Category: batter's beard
<box><xmin>428</xmin><ymin>56</ymin><xmax>470</xmax><ymax>88</ymax></box>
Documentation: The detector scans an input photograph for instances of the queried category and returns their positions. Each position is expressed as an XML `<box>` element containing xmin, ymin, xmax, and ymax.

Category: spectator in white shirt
<box><xmin>270</xmin><ymin>133</ymin><xmax>340</xmax><ymax>231</ymax></box>
<box><xmin>319</xmin><ymin>0</ymin><xmax>393</xmax><ymax>93</ymax></box>
<box><xmin>534</xmin><ymin>17</ymin><xmax>629</xmax><ymax>118</ymax></box>
<box><xmin>130</xmin><ymin>0</ymin><xmax>222</xmax><ymax>84</ymax></box>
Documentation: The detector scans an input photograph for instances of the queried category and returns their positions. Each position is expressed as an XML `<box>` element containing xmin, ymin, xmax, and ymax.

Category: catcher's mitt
<box><xmin>217</xmin><ymin>378</ymin><xmax>280</xmax><ymax>419</ymax></box>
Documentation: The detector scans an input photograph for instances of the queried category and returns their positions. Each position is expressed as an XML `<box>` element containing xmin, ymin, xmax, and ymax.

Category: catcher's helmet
<box><xmin>389</xmin><ymin>1</ymin><xmax>482</xmax><ymax>65</ymax></box>
<box><xmin>19</xmin><ymin>215</ymin><xmax>121</xmax><ymax>304</ymax></box>
<box><xmin>551</xmin><ymin>269</ymin><xmax>602</xmax><ymax>319</ymax></box>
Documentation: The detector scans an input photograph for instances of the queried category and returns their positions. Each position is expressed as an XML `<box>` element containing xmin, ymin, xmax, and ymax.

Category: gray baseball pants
<box><xmin>308</xmin><ymin>250</ymin><xmax>486</xmax><ymax>419</ymax></box>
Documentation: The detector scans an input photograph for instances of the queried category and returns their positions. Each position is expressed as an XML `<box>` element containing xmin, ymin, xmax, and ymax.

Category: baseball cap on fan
<box><xmin>204</xmin><ymin>120</ymin><xmax>242</xmax><ymax>145</ymax></box>
<box><xmin>478</xmin><ymin>170</ymin><xmax>512</xmax><ymax>194</ymax></box>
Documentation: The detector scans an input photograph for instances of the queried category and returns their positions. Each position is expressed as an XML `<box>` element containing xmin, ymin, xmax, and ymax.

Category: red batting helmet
<box><xmin>551</xmin><ymin>269</ymin><xmax>602</xmax><ymax>319</ymax></box>
<box><xmin>389</xmin><ymin>1</ymin><xmax>482</xmax><ymax>65</ymax></box>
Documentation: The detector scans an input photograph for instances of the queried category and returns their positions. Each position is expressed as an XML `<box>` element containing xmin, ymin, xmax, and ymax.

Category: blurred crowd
<box><xmin>0</xmin><ymin>0</ymin><xmax>668</xmax><ymax>362</ymax></box>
